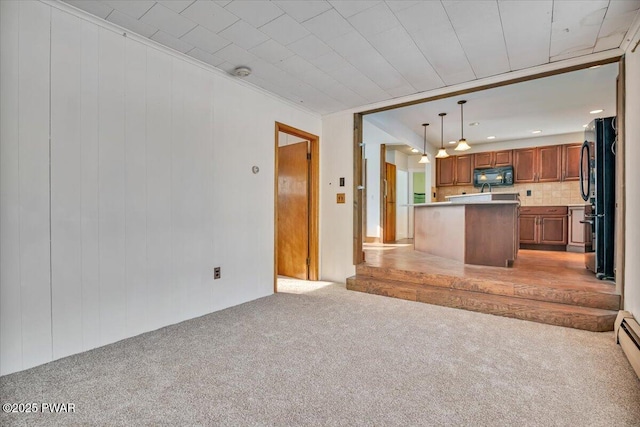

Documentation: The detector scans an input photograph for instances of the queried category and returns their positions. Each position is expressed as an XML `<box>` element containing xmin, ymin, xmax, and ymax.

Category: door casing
<box><xmin>274</xmin><ymin>122</ymin><xmax>319</xmax><ymax>292</ymax></box>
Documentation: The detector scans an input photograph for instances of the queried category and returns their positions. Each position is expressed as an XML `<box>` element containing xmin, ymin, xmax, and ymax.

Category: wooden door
<box><xmin>474</xmin><ymin>152</ymin><xmax>493</xmax><ymax>169</ymax></box>
<box><xmin>514</xmin><ymin>148</ymin><xmax>537</xmax><ymax>183</ymax></box>
<box><xmin>383</xmin><ymin>162</ymin><xmax>396</xmax><ymax>243</ymax></box>
<box><xmin>519</xmin><ymin>215</ymin><xmax>538</xmax><ymax>244</ymax></box>
<box><xmin>539</xmin><ymin>216</ymin><xmax>567</xmax><ymax>245</ymax></box>
<box><xmin>494</xmin><ymin>150</ymin><xmax>513</xmax><ymax>167</ymax></box>
<box><xmin>455</xmin><ymin>154</ymin><xmax>473</xmax><ymax>185</ymax></box>
<box><xmin>538</xmin><ymin>145</ymin><xmax>562</xmax><ymax>182</ymax></box>
<box><xmin>277</xmin><ymin>141</ymin><xmax>309</xmax><ymax>279</ymax></box>
<box><xmin>436</xmin><ymin>156</ymin><xmax>455</xmax><ymax>186</ymax></box>
<box><xmin>562</xmin><ymin>143</ymin><xmax>582</xmax><ymax>181</ymax></box>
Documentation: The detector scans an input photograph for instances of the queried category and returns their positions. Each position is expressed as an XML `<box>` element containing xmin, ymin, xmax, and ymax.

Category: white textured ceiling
<box><xmin>63</xmin><ymin>0</ymin><xmax>640</xmax><ymax>115</ymax></box>
<box><xmin>368</xmin><ymin>62</ymin><xmax>618</xmax><ymax>148</ymax></box>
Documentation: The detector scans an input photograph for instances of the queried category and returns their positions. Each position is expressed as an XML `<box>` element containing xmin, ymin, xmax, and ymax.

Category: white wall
<box><xmin>0</xmin><ymin>0</ymin><xmax>321</xmax><ymax>376</ymax></box>
<box><xmin>278</xmin><ymin>132</ymin><xmax>308</xmax><ymax>147</ymax></box>
<box><xmin>624</xmin><ymin>30</ymin><xmax>640</xmax><ymax>318</ymax></box>
<box><xmin>362</xmin><ymin>120</ymin><xmax>404</xmax><ymax>239</ymax></box>
<box><xmin>321</xmin><ymin>111</ymin><xmax>354</xmax><ymax>281</ymax></box>
<box><xmin>364</xmin><ymin>142</ymin><xmax>381</xmax><ymax>238</ymax></box>
<box><xmin>464</xmin><ymin>132</ymin><xmax>584</xmax><ymax>154</ymax></box>
<box><xmin>396</xmin><ymin>170</ymin><xmax>409</xmax><ymax>240</ymax></box>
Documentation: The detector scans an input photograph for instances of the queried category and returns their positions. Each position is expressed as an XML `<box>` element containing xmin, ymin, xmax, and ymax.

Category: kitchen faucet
<box><xmin>480</xmin><ymin>183</ymin><xmax>492</xmax><ymax>193</ymax></box>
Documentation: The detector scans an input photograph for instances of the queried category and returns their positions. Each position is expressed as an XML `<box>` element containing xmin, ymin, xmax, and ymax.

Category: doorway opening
<box><xmin>353</xmin><ymin>57</ymin><xmax>625</xmax><ymax>299</ymax></box>
<box><xmin>274</xmin><ymin>122</ymin><xmax>319</xmax><ymax>292</ymax></box>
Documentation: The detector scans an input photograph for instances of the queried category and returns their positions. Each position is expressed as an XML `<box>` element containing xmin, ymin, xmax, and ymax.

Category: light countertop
<box><xmin>407</xmin><ymin>201</ymin><xmax>520</xmax><ymax>207</ymax></box>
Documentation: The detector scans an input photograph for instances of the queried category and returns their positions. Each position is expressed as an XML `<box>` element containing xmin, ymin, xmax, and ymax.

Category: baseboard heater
<box><xmin>615</xmin><ymin>311</ymin><xmax>640</xmax><ymax>378</ymax></box>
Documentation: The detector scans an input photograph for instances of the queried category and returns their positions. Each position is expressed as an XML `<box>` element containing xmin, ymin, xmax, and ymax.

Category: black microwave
<box><xmin>473</xmin><ymin>166</ymin><xmax>514</xmax><ymax>187</ymax></box>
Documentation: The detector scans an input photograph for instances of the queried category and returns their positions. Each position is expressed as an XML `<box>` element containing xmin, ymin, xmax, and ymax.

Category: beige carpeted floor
<box><xmin>1</xmin><ymin>279</ymin><xmax>639</xmax><ymax>426</ymax></box>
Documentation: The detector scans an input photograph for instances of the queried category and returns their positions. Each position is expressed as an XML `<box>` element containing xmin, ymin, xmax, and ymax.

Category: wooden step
<box><xmin>355</xmin><ymin>264</ymin><xmax>620</xmax><ymax>311</ymax></box>
<box><xmin>347</xmin><ymin>275</ymin><xmax>617</xmax><ymax>332</ymax></box>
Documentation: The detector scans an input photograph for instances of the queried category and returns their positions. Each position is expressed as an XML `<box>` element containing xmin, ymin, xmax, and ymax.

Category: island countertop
<box><xmin>407</xmin><ymin>200</ymin><xmax>520</xmax><ymax>207</ymax></box>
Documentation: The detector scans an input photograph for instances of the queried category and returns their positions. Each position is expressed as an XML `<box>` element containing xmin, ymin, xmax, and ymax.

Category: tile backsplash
<box><xmin>436</xmin><ymin>181</ymin><xmax>586</xmax><ymax>206</ymax></box>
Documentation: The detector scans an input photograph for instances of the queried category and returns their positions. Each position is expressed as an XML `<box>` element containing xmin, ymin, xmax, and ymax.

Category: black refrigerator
<box><xmin>580</xmin><ymin>117</ymin><xmax>616</xmax><ymax>280</ymax></box>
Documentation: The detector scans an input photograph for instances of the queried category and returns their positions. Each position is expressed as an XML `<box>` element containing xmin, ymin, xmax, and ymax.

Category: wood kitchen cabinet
<box><xmin>562</xmin><ymin>143</ymin><xmax>583</xmax><ymax>181</ymax></box>
<box><xmin>473</xmin><ymin>150</ymin><xmax>513</xmax><ymax>169</ymax></box>
<box><xmin>436</xmin><ymin>154</ymin><xmax>472</xmax><ymax>187</ymax></box>
<box><xmin>519</xmin><ymin>206</ymin><xmax>568</xmax><ymax>250</ymax></box>
<box><xmin>514</xmin><ymin>146</ymin><xmax>562</xmax><ymax>183</ymax></box>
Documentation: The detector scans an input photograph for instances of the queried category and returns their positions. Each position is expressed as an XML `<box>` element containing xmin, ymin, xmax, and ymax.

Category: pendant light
<box><xmin>435</xmin><ymin>113</ymin><xmax>449</xmax><ymax>158</ymax></box>
<box><xmin>419</xmin><ymin>123</ymin><xmax>430</xmax><ymax>164</ymax></box>
<box><xmin>455</xmin><ymin>100</ymin><xmax>471</xmax><ymax>151</ymax></box>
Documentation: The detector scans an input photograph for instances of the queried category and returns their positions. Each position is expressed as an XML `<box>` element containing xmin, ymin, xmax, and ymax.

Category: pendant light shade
<box><xmin>455</xmin><ymin>100</ymin><xmax>471</xmax><ymax>151</ymax></box>
<box><xmin>419</xmin><ymin>123</ymin><xmax>430</xmax><ymax>164</ymax></box>
<box><xmin>435</xmin><ymin>113</ymin><xmax>449</xmax><ymax>159</ymax></box>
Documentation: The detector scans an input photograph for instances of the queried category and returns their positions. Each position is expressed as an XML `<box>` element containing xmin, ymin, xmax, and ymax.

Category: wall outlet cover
<box><xmin>337</xmin><ymin>193</ymin><xmax>346</xmax><ymax>204</ymax></box>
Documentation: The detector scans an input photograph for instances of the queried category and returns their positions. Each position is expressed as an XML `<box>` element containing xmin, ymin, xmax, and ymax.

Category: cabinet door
<box><xmin>455</xmin><ymin>154</ymin><xmax>473</xmax><ymax>185</ymax></box>
<box><xmin>436</xmin><ymin>156</ymin><xmax>455</xmax><ymax>187</ymax></box>
<box><xmin>473</xmin><ymin>152</ymin><xmax>493</xmax><ymax>169</ymax></box>
<box><xmin>539</xmin><ymin>215</ymin><xmax>567</xmax><ymax>245</ymax></box>
<box><xmin>562</xmin><ymin>143</ymin><xmax>582</xmax><ymax>181</ymax></box>
<box><xmin>568</xmin><ymin>207</ymin><xmax>585</xmax><ymax>245</ymax></box>
<box><xmin>519</xmin><ymin>215</ymin><xmax>538</xmax><ymax>244</ymax></box>
<box><xmin>494</xmin><ymin>150</ymin><xmax>513</xmax><ymax>167</ymax></box>
<box><xmin>514</xmin><ymin>148</ymin><xmax>537</xmax><ymax>183</ymax></box>
<box><xmin>538</xmin><ymin>145</ymin><xmax>562</xmax><ymax>182</ymax></box>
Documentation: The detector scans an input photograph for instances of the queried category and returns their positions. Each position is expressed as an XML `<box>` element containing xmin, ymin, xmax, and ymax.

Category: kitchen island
<box><xmin>413</xmin><ymin>193</ymin><xmax>520</xmax><ymax>267</ymax></box>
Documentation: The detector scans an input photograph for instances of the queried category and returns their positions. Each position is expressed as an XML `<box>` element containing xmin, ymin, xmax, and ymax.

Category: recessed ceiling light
<box><xmin>469</xmin><ymin>122</ymin><xmax>480</xmax><ymax>126</ymax></box>
<box><xmin>487</xmin><ymin>136</ymin><xmax>496</xmax><ymax>140</ymax></box>
<box><xmin>448</xmin><ymin>140</ymin><xmax>457</xmax><ymax>145</ymax></box>
<box><xmin>411</xmin><ymin>148</ymin><xmax>419</xmax><ymax>153</ymax></box>
<box><xmin>590</xmin><ymin>109</ymin><xmax>604</xmax><ymax>114</ymax></box>
<box><xmin>532</xmin><ymin>130</ymin><xmax>542</xmax><ymax>134</ymax></box>
<box><xmin>583</xmin><ymin>124</ymin><xmax>588</xmax><ymax>128</ymax></box>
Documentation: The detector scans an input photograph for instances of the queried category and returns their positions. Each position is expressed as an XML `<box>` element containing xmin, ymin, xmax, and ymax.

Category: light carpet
<box><xmin>1</xmin><ymin>280</ymin><xmax>639</xmax><ymax>426</ymax></box>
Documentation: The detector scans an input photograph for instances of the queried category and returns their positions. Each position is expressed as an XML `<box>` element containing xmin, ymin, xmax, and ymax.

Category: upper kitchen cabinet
<box><xmin>456</xmin><ymin>154</ymin><xmax>473</xmax><ymax>186</ymax></box>
<box><xmin>538</xmin><ymin>145</ymin><xmax>562</xmax><ymax>181</ymax></box>
<box><xmin>436</xmin><ymin>154</ymin><xmax>473</xmax><ymax>187</ymax></box>
<box><xmin>514</xmin><ymin>147</ymin><xmax>537</xmax><ymax>182</ymax></box>
<box><xmin>514</xmin><ymin>146</ymin><xmax>562</xmax><ymax>183</ymax></box>
<box><xmin>562</xmin><ymin>143</ymin><xmax>583</xmax><ymax>181</ymax></box>
<box><xmin>473</xmin><ymin>150</ymin><xmax>513</xmax><ymax>169</ymax></box>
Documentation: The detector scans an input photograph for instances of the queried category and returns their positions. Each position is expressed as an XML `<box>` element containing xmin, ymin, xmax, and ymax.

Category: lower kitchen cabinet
<box><xmin>519</xmin><ymin>206</ymin><xmax>568</xmax><ymax>250</ymax></box>
<box><xmin>567</xmin><ymin>205</ymin><xmax>590</xmax><ymax>252</ymax></box>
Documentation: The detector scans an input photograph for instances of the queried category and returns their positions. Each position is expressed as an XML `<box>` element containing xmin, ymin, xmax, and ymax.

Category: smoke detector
<box><xmin>232</xmin><ymin>66</ymin><xmax>251</xmax><ymax>77</ymax></box>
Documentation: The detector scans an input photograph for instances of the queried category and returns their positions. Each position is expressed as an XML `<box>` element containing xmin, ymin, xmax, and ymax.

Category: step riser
<box><xmin>355</xmin><ymin>265</ymin><xmax>620</xmax><ymax>311</ymax></box>
<box><xmin>347</xmin><ymin>276</ymin><xmax>616</xmax><ymax>332</ymax></box>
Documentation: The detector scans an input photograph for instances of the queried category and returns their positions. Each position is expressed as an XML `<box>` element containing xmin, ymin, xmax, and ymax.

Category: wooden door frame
<box><xmin>615</xmin><ymin>56</ymin><xmax>625</xmax><ymax>302</ymax></box>
<box><xmin>274</xmin><ymin>122</ymin><xmax>319</xmax><ymax>292</ymax></box>
<box><xmin>380</xmin><ymin>144</ymin><xmax>386</xmax><ymax>244</ymax></box>
<box><xmin>352</xmin><ymin>57</ymin><xmax>625</xmax><ymax>279</ymax></box>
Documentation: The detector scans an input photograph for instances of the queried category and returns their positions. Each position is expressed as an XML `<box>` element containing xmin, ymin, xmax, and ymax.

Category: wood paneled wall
<box><xmin>1</xmin><ymin>1</ymin><xmax>323</xmax><ymax>376</ymax></box>
<box><xmin>0</xmin><ymin>0</ymin><xmax>53</xmax><ymax>374</ymax></box>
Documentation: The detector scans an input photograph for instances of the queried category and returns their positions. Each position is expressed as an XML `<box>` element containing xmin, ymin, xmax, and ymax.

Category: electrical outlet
<box><xmin>214</xmin><ymin>267</ymin><xmax>221</xmax><ymax>279</ymax></box>
<box><xmin>337</xmin><ymin>193</ymin><xmax>346</xmax><ymax>204</ymax></box>
<box><xmin>526</xmin><ymin>190</ymin><xmax>532</xmax><ymax>196</ymax></box>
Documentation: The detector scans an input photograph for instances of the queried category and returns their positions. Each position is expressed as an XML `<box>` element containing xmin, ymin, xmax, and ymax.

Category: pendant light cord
<box><xmin>460</xmin><ymin>102</ymin><xmax>464</xmax><ymax>140</ymax></box>
<box><xmin>441</xmin><ymin>114</ymin><xmax>445</xmax><ymax>149</ymax></box>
